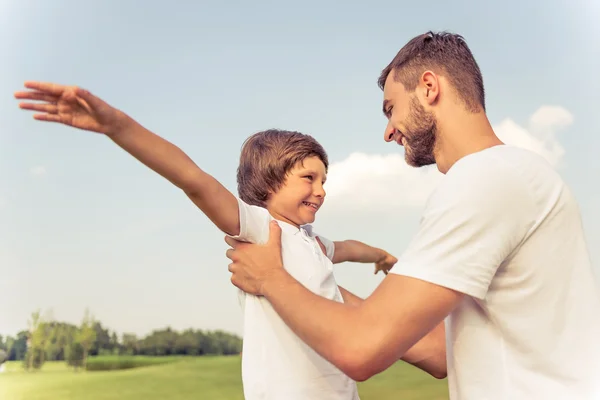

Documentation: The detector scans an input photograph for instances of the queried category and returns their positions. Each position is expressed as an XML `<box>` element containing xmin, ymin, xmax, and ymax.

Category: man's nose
<box><xmin>384</xmin><ymin>121</ymin><xmax>395</xmax><ymax>142</ymax></box>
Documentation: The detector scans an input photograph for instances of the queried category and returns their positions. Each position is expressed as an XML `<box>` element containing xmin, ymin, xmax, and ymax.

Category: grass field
<box><xmin>0</xmin><ymin>356</ymin><xmax>448</xmax><ymax>399</ymax></box>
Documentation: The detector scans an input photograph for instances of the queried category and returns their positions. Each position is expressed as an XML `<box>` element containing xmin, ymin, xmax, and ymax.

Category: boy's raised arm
<box><xmin>333</xmin><ymin>240</ymin><xmax>397</xmax><ymax>275</ymax></box>
<box><xmin>14</xmin><ymin>82</ymin><xmax>240</xmax><ymax>236</ymax></box>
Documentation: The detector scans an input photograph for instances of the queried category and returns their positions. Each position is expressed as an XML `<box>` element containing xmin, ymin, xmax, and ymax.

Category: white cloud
<box><xmin>30</xmin><ymin>166</ymin><xmax>47</xmax><ymax>176</ymax></box>
<box><xmin>529</xmin><ymin>105</ymin><xmax>574</xmax><ymax>134</ymax></box>
<box><xmin>324</xmin><ymin>105</ymin><xmax>572</xmax><ymax>211</ymax></box>
<box><xmin>324</xmin><ymin>152</ymin><xmax>442</xmax><ymax>211</ymax></box>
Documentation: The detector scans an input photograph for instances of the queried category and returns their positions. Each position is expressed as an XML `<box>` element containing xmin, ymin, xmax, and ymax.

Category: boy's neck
<box><xmin>267</xmin><ymin>208</ymin><xmax>302</xmax><ymax>230</ymax></box>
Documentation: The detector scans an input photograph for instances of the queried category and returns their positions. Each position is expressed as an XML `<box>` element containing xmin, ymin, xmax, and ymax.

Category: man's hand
<box><xmin>14</xmin><ymin>81</ymin><xmax>130</xmax><ymax>136</ymax></box>
<box><xmin>225</xmin><ymin>220</ymin><xmax>287</xmax><ymax>296</ymax></box>
<box><xmin>374</xmin><ymin>251</ymin><xmax>398</xmax><ymax>275</ymax></box>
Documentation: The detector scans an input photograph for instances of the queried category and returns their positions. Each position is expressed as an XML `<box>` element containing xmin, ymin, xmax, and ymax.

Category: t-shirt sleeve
<box><xmin>388</xmin><ymin>158</ymin><xmax>534</xmax><ymax>299</ymax></box>
<box><xmin>315</xmin><ymin>234</ymin><xmax>336</xmax><ymax>261</ymax></box>
<box><xmin>227</xmin><ymin>198</ymin><xmax>271</xmax><ymax>245</ymax></box>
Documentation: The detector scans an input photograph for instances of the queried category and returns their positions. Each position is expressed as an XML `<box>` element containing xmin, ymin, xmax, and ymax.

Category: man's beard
<box><xmin>403</xmin><ymin>96</ymin><xmax>438</xmax><ymax>167</ymax></box>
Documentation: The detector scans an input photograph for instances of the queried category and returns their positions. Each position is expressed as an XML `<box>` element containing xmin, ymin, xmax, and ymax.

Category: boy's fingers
<box><xmin>14</xmin><ymin>91</ymin><xmax>57</xmax><ymax>103</ymax></box>
<box><xmin>19</xmin><ymin>102</ymin><xmax>58</xmax><ymax>114</ymax></box>
<box><xmin>33</xmin><ymin>114</ymin><xmax>62</xmax><ymax>123</ymax></box>
<box><xmin>24</xmin><ymin>81</ymin><xmax>66</xmax><ymax>95</ymax></box>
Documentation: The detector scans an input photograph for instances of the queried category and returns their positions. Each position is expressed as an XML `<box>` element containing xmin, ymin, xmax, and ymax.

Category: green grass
<box><xmin>0</xmin><ymin>357</ymin><xmax>448</xmax><ymax>399</ymax></box>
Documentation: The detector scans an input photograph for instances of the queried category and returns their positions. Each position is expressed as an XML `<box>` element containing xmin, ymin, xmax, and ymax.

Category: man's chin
<box><xmin>405</xmin><ymin>153</ymin><xmax>436</xmax><ymax>168</ymax></box>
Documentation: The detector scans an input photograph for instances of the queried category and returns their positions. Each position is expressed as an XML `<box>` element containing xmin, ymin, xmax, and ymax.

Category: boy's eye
<box><xmin>304</xmin><ymin>175</ymin><xmax>313</xmax><ymax>181</ymax></box>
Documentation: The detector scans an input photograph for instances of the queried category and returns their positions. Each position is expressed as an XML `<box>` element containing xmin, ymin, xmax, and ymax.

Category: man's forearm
<box><xmin>338</xmin><ymin>286</ymin><xmax>363</xmax><ymax>307</ymax></box>
<box><xmin>109</xmin><ymin>117</ymin><xmax>206</xmax><ymax>193</ymax></box>
<box><xmin>338</xmin><ymin>285</ymin><xmax>446</xmax><ymax>379</ymax></box>
<box><xmin>261</xmin><ymin>270</ymin><xmax>417</xmax><ymax>381</ymax></box>
<box><xmin>400</xmin><ymin>322</ymin><xmax>447</xmax><ymax>379</ymax></box>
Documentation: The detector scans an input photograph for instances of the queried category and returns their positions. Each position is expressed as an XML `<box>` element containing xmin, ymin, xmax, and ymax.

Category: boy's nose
<box><xmin>314</xmin><ymin>185</ymin><xmax>326</xmax><ymax>198</ymax></box>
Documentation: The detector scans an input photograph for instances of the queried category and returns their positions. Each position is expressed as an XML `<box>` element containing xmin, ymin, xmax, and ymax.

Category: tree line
<box><xmin>0</xmin><ymin>309</ymin><xmax>242</xmax><ymax>371</ymax></box>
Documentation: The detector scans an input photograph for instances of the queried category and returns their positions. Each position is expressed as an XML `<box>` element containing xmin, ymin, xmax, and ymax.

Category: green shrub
<box><xmin>85</xmin><ymin>355</ymin><xmax>181</xmax><ymax>371</ymax></box>
<box><xmin>65</xmin><ymin>342</ymin><xmax>85</xmax><ymax>369</ymax></box>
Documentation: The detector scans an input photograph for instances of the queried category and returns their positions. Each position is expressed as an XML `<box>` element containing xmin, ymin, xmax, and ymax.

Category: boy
<box><xmin>15</xmin><ymin>82</ymin><xmax>397</xmax><ymax>399</ymax></box>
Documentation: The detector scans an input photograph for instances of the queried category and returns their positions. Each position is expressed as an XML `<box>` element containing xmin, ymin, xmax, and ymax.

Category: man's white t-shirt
<box><xmin>230</xmin><ymin>199</ymin><xmax>360</xmax><ymax>400</ymax></box>
<box><xmin>390</xmin><ymin>145</ymin><xmax>600</xmax><ymax>399</ymax></box>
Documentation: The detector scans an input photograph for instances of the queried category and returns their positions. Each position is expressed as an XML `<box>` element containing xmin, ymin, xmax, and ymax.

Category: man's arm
<box><xmin>400</xmin><ymin>321</ymin><xmax>447</xmax><ymax>379</ymax></box>
<box><xmin>262</xmin><ymin>268</ymin><xmax>459</xmax><ymax>381</ymax></box>
<box><xmin>337</xmin><ymin>286</ymin><xmax>363</xmax><ymax>307</ymax></box>
<box><xmin>337</xmin><ymin>285</ymin><xmax>447</xmax><ymax>379</ymax></box>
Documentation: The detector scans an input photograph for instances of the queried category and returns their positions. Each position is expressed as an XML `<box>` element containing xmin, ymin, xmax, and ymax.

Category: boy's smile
<box><xmin>302</xmin><ymin>201</ymin><xmax>320</xmax><ymax>211</ymax></box>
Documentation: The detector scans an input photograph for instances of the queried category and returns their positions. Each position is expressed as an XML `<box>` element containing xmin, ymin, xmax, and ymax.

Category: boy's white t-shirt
<box><xmin>230</xmin><ymin>199</ymin><xmax>360</xmax><ymax>400</ymax></box>
<box><xmin>390</xmin><ymin>145</ymin><xmax>600</xmax><ymax>400</ymax></box>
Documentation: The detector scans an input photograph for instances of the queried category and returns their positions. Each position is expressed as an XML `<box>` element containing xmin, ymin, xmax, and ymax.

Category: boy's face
<box><xmin>266</xmin><ymin>156</ymin><xmax>327</xmax><ymax>227</ymax></box>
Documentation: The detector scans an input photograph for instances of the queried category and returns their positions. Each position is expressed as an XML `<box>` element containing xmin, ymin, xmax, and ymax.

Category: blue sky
<box><xmin>1</xmin><ymin>0</ymin><xmax>599</xmax><ymax>337</ymax></box>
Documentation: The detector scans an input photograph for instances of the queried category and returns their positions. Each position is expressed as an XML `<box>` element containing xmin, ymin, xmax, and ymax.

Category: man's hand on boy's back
<box><xmin>225</xmin><ymin>221</ymin><xmax>289</xmax><ymax>297</ymax></box>
<box><xmin>14</xmin><ymin>81</ymin><xmax>130</xmax><ymax>136</ymax></box>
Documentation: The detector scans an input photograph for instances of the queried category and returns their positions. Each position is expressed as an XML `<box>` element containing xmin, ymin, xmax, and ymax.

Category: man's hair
<box><xmin>237</xmin><ymin>129</ymin><xmax>329</xmax><ymax>207</ymax></box>
<box><xmin>378</xmin><ymin>31</ymin><xmax>485</xmax><ymax>112</ymax></box>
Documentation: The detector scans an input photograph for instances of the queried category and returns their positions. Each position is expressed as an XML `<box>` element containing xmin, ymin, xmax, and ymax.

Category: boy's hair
<box><xmin>378</xmin><ymin>31</ymin><xmax>485</xmax><ymax>113</ymax></box>
<box><xmin>237</xmin><ymin>129</ymin><xmax>329</xmax><ymax>207</ymax></box>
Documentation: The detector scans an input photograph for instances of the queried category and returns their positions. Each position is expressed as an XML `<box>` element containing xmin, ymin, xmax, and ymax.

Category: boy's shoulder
<box><xmin>301</xmin><ymin>225</ymin><xmax>335</xmax><ymax>260</ymax></box>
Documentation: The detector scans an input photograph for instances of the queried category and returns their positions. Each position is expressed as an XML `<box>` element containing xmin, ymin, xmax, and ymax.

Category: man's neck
<box><xmin>434</xmin><ymin>110</ymin><xmax>503</xmax><ymax>174</ymax></box>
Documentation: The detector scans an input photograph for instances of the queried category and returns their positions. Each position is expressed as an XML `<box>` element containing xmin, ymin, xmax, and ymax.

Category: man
<box><xmin>225</xmin><ymin>31</ymin><xmax>600</xmax><ymax>399</ymax></box>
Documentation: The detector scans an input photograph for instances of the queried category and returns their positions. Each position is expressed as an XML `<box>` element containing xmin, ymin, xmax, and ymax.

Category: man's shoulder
<box><xmin>438</xmin><ymin>145</ymin><xmax>560</xmax><ymax>198</ymax></box>
<box><xmin>449</xmin><ymin>145</ymin><xmax>549</xmax><ymax>179</ymax></box>
<box><xmin>432</xmin><ymin>147</ymin><xmax>529</xmax><ymax>202</ymax></box>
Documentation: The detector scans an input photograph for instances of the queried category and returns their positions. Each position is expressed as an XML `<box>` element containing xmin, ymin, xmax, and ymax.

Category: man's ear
<box><xmin>420</xmin><ymin>70</ymin><xmax>440</xmax><ymax>106</ymax></box>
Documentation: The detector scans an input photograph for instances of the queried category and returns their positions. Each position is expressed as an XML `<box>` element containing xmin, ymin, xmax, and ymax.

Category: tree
<box><xmin>109</xmin><ymin>332</ymin><xmax>120</xmax><ymax>355</ymax></box>
<box><xmin>75</xmin><ymin>309</ymin><xmax>97</xmax><ymax>370</ymax></box>
<box><xmin>24</xmin><ymin>310</ymin><xmax>46</xmax><ymax>371</ymax></box>
<box><xmin>121</xmin><ymin>333</ymin><xmax>138</xmax><ymax>356</ymax></box>
<box><xmin>174</xmin><ymin>329</ymin><xmax>198</xmax><ymax>355</ymax></box>
<box><xmin>65</xmin><ymin>342</ymin><xmax>85</xmax><ymax>371</ymax></box>
<box><xmin>44</xmin><ymin>323</ymin><xmax>63</xmax><ymax>362</ymax></box>
<box><xmin>4</xmin><ymin>309</ymin><xmax>244</xmax><ymax>363</ymax></box>
<box><xmin>12</xmin><ymin>332</ymin><xmax>28</xmax><ymax>361</ymax></box>
<box><xmin>90</xmin><ymin>322</ymin><xmax>110</xmax><ymax>356</ymax></box>
<box><xmin>4</xmin><ymin>336</ymin><xmax>15</xmax><ymax>361</ymax></box>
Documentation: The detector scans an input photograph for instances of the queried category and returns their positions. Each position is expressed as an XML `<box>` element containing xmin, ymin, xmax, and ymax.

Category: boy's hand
<box><xmin>14</xmin><ymin>82</ymin><xmax>128</xmax><ymax>136</ymax></box>
<box><xmin>374</xmin><ymin>252</ymin><xmax>398</xmax><ymax>275</ymax></box>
